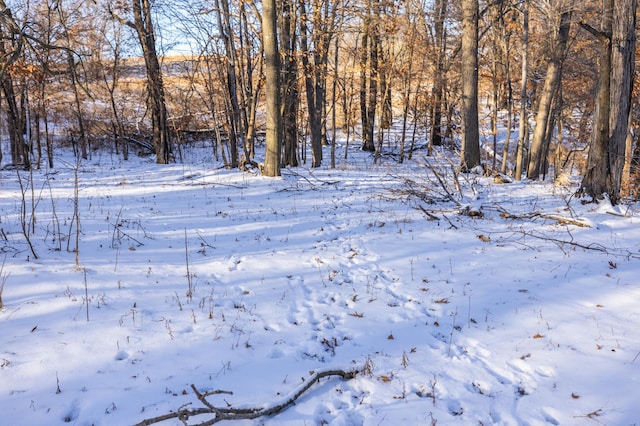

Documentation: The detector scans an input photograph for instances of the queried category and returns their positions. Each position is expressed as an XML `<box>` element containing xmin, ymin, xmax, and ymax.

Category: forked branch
<box><xmin>134</xmin><ymin>368</ymin><xmax>359</xmax><ymax>426</ymax></box>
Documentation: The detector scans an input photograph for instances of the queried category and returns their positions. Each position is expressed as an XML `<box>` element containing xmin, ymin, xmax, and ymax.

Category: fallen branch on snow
<box><xmin>134</xmin><ymin>368</ymin><xmax>359</xmax><ymax>426</ymax></box>
<box><xmin>497</xmin><ymin>208</ymin><xmax>591</xmax><ymax>228</ymax></box>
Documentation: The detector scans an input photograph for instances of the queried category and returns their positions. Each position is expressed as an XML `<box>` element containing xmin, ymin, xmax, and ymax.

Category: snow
<box><xmin>1</xmin><ymin>143</ymin><xmax>639</xmax><ymax>426</ymax></box>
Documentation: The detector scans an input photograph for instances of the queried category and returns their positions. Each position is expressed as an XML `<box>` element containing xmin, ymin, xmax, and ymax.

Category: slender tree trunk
<box><xmin>215</xmin><ymin>0</ymin><xmax>241</xmax><ymax>168</ymax></box>
<box><xmin>2</xmin><ymin>75</ymin><xmax>28</xmax><ymax>168</ymax></box>
<box><xmin>67</xmin><ymin>52</ymin><xmax>89</xmax><ymax>160</ymax></box>
<box><xmin>280</xmin><ymin>0</ymin><xmax>299</xmax><ymax>167</ymax></box>
<box><xmin>527</xmin><ymin>11</ymin><xmax>571</xmax><ymax>180</ymax></box>
<box><xmin>360</xmin><ymin>0</ymin><xmax>377</xmax><ymax>152</ymax></box>
<box><xmin>460</xmin><ymin>0</ymin><xmax>480</xmax><ymax>172</ymax></box>
<box><xmin>262</xmin><ymin>0</ymin><xmax>281</xmax><ymax>176</ymax></box>
<box><xmin>514</xmin><ymin>0</ymin><xmax>529</xmax><ymax>181</ymax></box>
<box><xmin>126</xmin><ymin>0</ymin><xmax>172</xmax><ymax>164</ymax></box>
<box><xmin>500</xmin><ymin>17</ymin><xmax>513</xmax><ymax>175</ymax></box>
<box><xmin>299</xmin><ymin>0</ymin><xmax>322</xmax><ymax>166</ymax></box>
<box><xmin>399</xmin><ymin>6</ymin><xmax>417</xmax><ymax>164</ymax></box>
<box><xmin>430</xmin><ymin>0</ymin><xmax>447</xmax><ymax>150</ymax></box>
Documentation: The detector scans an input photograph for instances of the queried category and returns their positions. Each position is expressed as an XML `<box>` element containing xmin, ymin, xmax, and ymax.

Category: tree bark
<box><xmin>215</xmin><ymin>0</ymin><xmax>240</xmax><ymax>168</ymax></box>
<box><xmin>359</xmin><ymin>0</ymin><xmax>378</xmax><ymax>153</ymax></box>
<box><xmin>527</xmin><ymin>10</ymin><xmax>571</xmax><ymax>180</ymax></box>
<box><xmin>430</xmin><ymin>0</ymin><xmax>447</xmax><ymax>151</ymax></box>
<box><xmin>514</xmin><ymin>0</ymin><xmax>529</xmax><ymax>180</ymax></box>
<box><xmin>280</xmin><ymin>0</ymin><xmax>299</xmax><ymax>167</ymax></box>
<box><xmin>460</xmin><ymin>0</ymin><xmax>480</xmax><ymax>172</ymax></box>
<box><xmin>262</xmin><ymin>0</ymin><xmax>281</xmax><ymax>177</ymax></box>
<box><xmin>606</xmin><ymin>0</ymin><xmax>636</xmax><ymax>203</ymax></box>
<box><xmin>128</xmin><ymin>0</ymin><xmax>172</xmax><ymax>164</ymax></box>
<box><xmin>580</xmin><ymin>0</ymin><xmax>637</xmax><ymax>204</ymax></box>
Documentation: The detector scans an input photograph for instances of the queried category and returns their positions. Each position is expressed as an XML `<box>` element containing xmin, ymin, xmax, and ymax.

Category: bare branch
<box><xmin>134</xmin><ymin>369</ymin><xmax>359</xmax><ymax>426</ymax></box>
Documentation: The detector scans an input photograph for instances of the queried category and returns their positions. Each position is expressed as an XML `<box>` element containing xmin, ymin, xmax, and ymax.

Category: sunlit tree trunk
<box><xmin>359</xmin><ymin>0</ymin><xmax>378</xmax><ymax>153</ymax></box>
<box><xmin>460</xmin><ymin>0</ymin><xmax>480</xmax><ymax>172</ymax></box>
<box><xmin>113</xmin><ymin>0</ymin><xmax>171</xmax><ymax>164</ymax></box>
<box><xmin>514</xmin><ymin>0</ymin><xmax>529</xmax><ymax>181</ymax></box>
<box><xmin>580</xmin><ymin>0</ymin><xmax>636</xmax><ymax>204</ymax></box>
<box><xmin>215</xmin><ymin>0</ymin><xmax>240</xmax><ymax>168</ymax></box>
<box><xmin>430</xmin><ymin>0</ymin><xmax>447</xmax><ymax>151</ymax></box>
<box><xmin>262</xmin><ymin>0</ymin><xmax>281</xmax><ymax>176</ymax></box>
<box><xmin>527</xmin><ymin>10</ymin><xmax>571</xmax><ymax>180</ymax></box>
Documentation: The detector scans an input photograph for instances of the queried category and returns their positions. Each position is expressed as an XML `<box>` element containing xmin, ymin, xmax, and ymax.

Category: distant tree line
<box><xmin>0</xmin><ymin>0</ymin><xmax>637</xmax><ymax>203</ymax></box>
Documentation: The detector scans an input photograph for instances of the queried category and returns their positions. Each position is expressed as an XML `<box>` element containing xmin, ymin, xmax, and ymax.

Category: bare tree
<box><xmin>299</xmin><ymin>0</ymin><xmax>338</xmax><ymax>167</ymax></box>
<box><xmin>460</xmin><ymin>0</ymin><xmax>480</xmax><ymax>172</ymax></box>
<box><xmin>359</xmin><ymin>0</ymin><xmax>379</xmax><ymax>153</ymax></box>
<box><xmin>111</xmin><ymin>0</ymin><xmax>172</xmax><ymax>164</ymax></box>
<box><xmin>280</xmin><ymin>0</ymin><xmax>299</xmax><ymax>167</ymax></box>
<box><xmin>262</xmin><ymin>0</ymin><xmax>281</xmax><ymax>176</ymax></box>
<box><xmin>430</xmin><ymin>0</ymin><xmax>448</xmax><ymax>150</ymax></box>
<box><xmin>527</xmin><ymin>6</ymin><xmax>571</xmax><ymax>180</ymax></box>
<box><xmin>514</xmin><ymin>0</ymin><xmax>529</xmax><ymax>180</ymax></box>
<box><xmin>579</xmin><ymin>0</ymin><xmax>637</xmax><ymax>204</ymax></box>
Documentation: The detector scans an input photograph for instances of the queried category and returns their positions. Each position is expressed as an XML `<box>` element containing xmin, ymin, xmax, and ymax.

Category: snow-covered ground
<box><xmin>1</xmin><ymin>142</ymin><xmax>639</xmax><ymax>425</ymax></box>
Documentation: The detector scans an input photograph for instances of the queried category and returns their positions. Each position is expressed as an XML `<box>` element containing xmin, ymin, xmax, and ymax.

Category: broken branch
<box><xmin>134</xmin><ymin>368</ymin><xmax>359</xmax><ymax>426</ymax></box>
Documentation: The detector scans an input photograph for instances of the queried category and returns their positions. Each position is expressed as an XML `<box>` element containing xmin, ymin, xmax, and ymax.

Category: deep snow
<box><xmin>1</xmin><ymin>142</ymin><xmax>639</xmax><ymax>425</ymax></box>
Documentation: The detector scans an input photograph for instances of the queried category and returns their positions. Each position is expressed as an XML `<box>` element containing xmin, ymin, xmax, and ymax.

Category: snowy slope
<box><xmin>1</xmin><ymin>144</ymin><xmax>639</xmax><ymax>425</ymax></box>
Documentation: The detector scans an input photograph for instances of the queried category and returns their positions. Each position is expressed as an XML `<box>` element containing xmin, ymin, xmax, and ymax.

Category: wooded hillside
<box><xmin>0</xmin><ymin>0</ymin><xmax>638</xmax><ymax>201</ymax></box>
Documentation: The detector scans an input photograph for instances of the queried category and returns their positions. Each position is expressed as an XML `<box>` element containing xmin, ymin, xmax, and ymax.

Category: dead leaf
<box><xmin>533</xmin><ymin>333</ymin><xmax>544</xmax><ymax>339</ymax></box>
<box><xmin>387</xmin><ymin>333</ymin><xmax>395</xmax><ymax>340</ymax></box>
<box><xmin>434</xmin><ymin>298</ymin><xmax>450</xmax><ymax>304</ymax></box>
<box><xmin>350</xmin><ymin>312</ymin><xmax>364</xmax><ymax>318</ymax></box>
<box><xmin>571</xmin><ymin>393</ymin><xmax>580</xmax><ymax>399</ymax></box>
<box><xmin>477</xmin><ymin>234</ymin><xmax>491</xmax><ymax>242</ymax></box>
<box><xmin>380</xmin><ymin>375</ymin><xmax>392</xmax><ymax>382</ymax></box>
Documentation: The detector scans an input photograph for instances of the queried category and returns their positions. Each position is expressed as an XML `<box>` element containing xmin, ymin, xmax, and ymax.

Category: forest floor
<box><xmin>1</xmin><ymin>139</ymin><xmax>639</xmax><ymax>425</ymax></box>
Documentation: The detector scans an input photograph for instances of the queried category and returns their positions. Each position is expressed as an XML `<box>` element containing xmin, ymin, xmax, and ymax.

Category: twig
<box><xmin>83</xmin><ymin>268</ymin><xmax>89</xmax><ymax>322</ymax></box>
<box><xmin>134</xmin><ymin>369</ymin><xmax>359</xmax><ymax>426</ymax></box>
<box><xmin>15</xmin><ymin>170</ymin><xmax>38</xmax><ymax>259</ymax></box>
<box><xmin>185</xmin><ymin>228</ymin><xmax>192</xmax><ymax>302</ymax></box>
<box><xmin>0</xmin><ymin>255</ymin><xmax>9</xmax><ymax>309</ymax></box>
<box><xmin>416</xmin><ymin>205</ymin><xmax>440</xmax><ymax>221</ymax></box>
<box><xmin>447</xmin><ymin>308</ymin><xmax>458</xmax><ymax>358</ymax></box>
<box><xmin>423</xmin><ymin>158</ymin><xmax>461</xmax><ymax>206</ymax></box>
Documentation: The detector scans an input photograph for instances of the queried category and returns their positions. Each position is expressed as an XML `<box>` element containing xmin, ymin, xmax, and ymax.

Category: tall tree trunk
<box><xmin>514</xmin><ymin>0</ymin><xmax>529</xmax><ymax>180</ymax></box>
<box><xmin>500</xmin><ymin>11</ymin><xmax>513</xmax><ymax>175</ymax></box>
<box><xmin>359</xmin><ymin>0</ymin><xmax>377</xmax><ymax>152</ymax></box>
<box><xmin>117</xmin><ymin>0</ymin><xmax>172</xmax><ymax>164</ymax></box>
<box><xmin>606</xmin><ymin>0</ymin><xmax>636</xmax><ymax>203</ymax></box>
<box><xmin>527</xmin><ymin>10</ymin><xmax>571</xmax><ymax>180</ymax></box>
<box><xmin>215</xmin><ymin>0</ymin><xmax>240</xmax><ymax>168</ymax></box>
<box><xmin>299</xmin><ymin>0</ymin><xmax>322</xmax><ymax>166</ymax></box>
<box><xmin>280</xmin><ymin>0</ymin><xmax>299</xmax><ymax>167</ymax></box>
<box><xmin>460</xmin><ymin>0</ymin><xmax>480</xmax><ymax>172</ymax></box>
<box><xmin>2</xmin><ymin>74</ymin><xmax>28</xmax><ymax>168</ymax></box>
<box><xmin>430</xmin><ymin>0</ymin><xmax>447</xmax><ymax>151</ymax></box>
<box><xmin>262</xmin><ymin>0</ymin><xmax>281</xmax><ymax>176</ymax></box>
<box><xmin>67</xmin><ymin>52</ymin><xmax>88</xmax><ymax>160</ymax></box>
<box><xmin>299</xmin><ymin>0</ymin><xmax>336</xmax><ymax>167</ymax></box>
<box><xmin>580</xmin><ymin>0</ymin><xmax>637</xmax><ymax>204</ymax></box>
